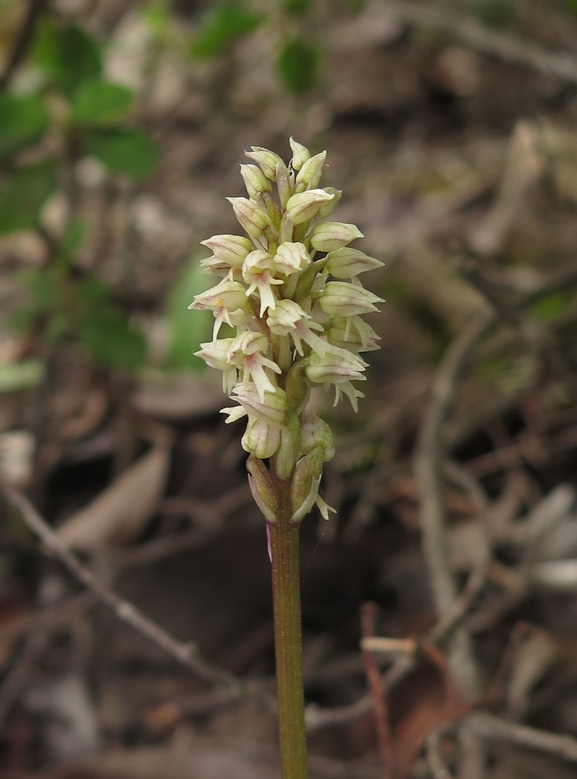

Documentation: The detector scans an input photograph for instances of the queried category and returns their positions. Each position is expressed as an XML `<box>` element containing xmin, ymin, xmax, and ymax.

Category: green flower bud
<box><xmin>317</xmin><ymin>188</ymin><xmax>342</xmax><ymax>220</ymax></box>
<box><xmin>325</xmin><ymin>247</ymin><xmax>383</xmax><ymax>278</ymax></box>
<box><xmin>290</xmin><ymin>450</ymin><xmax>323</xmax><ymax>522</ymax></box>
<box><xmin>275</xmin><ymin>411</ymin><xmax>300</xmax><ymax>479</ymax></box>
<box><xmin>276</xmin><ymin>162</ymin><xmax>293</xmax><ymax>209</ymax></box>
<box><xmin>295</xmin><ymin>151</ymin><xmax>326</xmax><ymax>192</ymax></box>
<box><xmin>319</xmin><ymin>281</ymin><xmax>383</xmax><ymax>317</ymax></box>
<box><xmin>300</xmin><ymin>414</ymin><xmax>334</xmax><ymax>462</ymax></box>
<box><xmin>246</xmin><ymin>455</ymin><xmax>278</xmax><ymax>523</ymax></box>
<box><xmin>242</xmin><ymin>416</ymin><xmax>281</xmax><ymax>459</ymax></box>
<box><xmin>240</xmin><ymin>164</ymin><xmax>272</xmax><ymax>198</ymax></box>
<box><xmin>310</xmin><ymin>222</ymin><xmax>363</xmax><ymax>252</ymax></box>
<box><xmin>227</xmin><ymin>197</ymin><xmax>270</xmax><ymax>237</ymax></box>
<box><xmin>285</xmin><ymin>359</ymin><xmax>310</xmax><ymax>414</ymax></box>
<box><xmin>246</xmin><ymin>147</ymin><xmax>287</xmax><ymax>181</ymax></box>
<box><xmin>200</xmin><ymin>234</ymin><xmax>253</xmax><ymax>268</ymax></box>
<box><xmin>306</xmin><ymin>347</ymin><xmax>367</xmax><ymax>386</ymax></box>
<box><xmin>289</xmin><ymin>137</ymin><xmax>310</xmax><ymax>171</ymax></box>
<box><xmin>286</xmin><ymin>189</ymin><xmax>335</xmax><ymax>225</ymax></box>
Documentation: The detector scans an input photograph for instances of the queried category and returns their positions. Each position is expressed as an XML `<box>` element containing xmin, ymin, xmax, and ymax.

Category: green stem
<box><xmin>268</xmin><ymin>492</ymin><xmax>308</xmax><ymax>779</ymax></box>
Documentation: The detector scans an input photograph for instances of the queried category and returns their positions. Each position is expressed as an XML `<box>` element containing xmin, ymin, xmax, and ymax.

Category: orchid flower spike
<box><xmin>190</xmin><ymin>138</ymin><xmax>384</xmax><ymax>523</ymax></box>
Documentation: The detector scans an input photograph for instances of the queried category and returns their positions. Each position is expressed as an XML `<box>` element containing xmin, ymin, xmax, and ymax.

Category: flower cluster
<box><xmin>191</xmin><ymin>139</ymin><xmax>383</xmax><ymax>523</ymax></box>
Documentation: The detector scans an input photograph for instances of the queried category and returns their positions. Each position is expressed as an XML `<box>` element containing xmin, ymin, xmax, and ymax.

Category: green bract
<box><xmin>191</xmin><ymin>138</ymin><xmax>383</xmax><ymax>522</ymax></box>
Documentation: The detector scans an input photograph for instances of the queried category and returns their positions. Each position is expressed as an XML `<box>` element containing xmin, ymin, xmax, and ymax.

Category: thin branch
<box><xmin>380</xmin><ymin>0</ymin><xmax>577</xmax><ymax>85</ymax></box>
<box><xmin>360</xmin><ymin>602</ymin><xmax>395</xmax><ymax>779</ymax></box>
<box><xmin>470</xmin><ymin>711</ymin><xmax>577</xmax><ymax>762</ymax></box>
<box><xmin>415</xmin><ymin>312</ymin><xmax>494</xmax><ymax>700</ymax></box>
<box><xmin>1</xmin><ymin>483</ymin><xmax>240</xmax><ymax>692</ymax></box>
<box><xmin>426</xmin><ymin>731</ymin><xmax>456</xmax><ymax>779</ymax></box>
<box><xmin>0</xmin><ymin>0</ymin><xmax>48</xmax><ymax>90</ymax></box>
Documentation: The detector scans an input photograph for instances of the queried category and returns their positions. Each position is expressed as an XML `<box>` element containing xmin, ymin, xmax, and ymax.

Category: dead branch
<box><xmin>415</xmin><ymin>312</ymin><xmax>494</xmax><ymax>699</ymax></box>
<box><xmin>425</xmin><ymin>731</ymin><xmax>456</xmax><ymax>779</ymax></box>
<box><xmin>0</xmin><ymin>0</ymin><xmax>48</xmax><ymax>89</ymax></box>
<box><xmin>360</xmin><ymin>602</ymin><xmax>395</xmax><ymax>779</ymax></box>
<box><xmin>469</xmin><ymin>711</ymin><xmax>577</xmax><ymax>761</ymax></box>
<box><xmin>1</xmin><ymin>483</ymin><xmax>240</xmax><ymax>692</ymax></box>
<box><xmin>380</xmin><ymin>0</ymin><xmax>577</xmax><ymax>84</ymax></box>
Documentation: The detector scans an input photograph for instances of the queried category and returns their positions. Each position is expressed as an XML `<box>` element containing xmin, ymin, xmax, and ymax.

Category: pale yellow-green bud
<box><xmin>245</xmin><ymin>147</ymin><xmax>287</xmax><ymax>181</ymax></box>
<box><xmin>300</xmin><ymin>415</ymin><xmax>334</xmax><ymax>462</ymax></box>
<box><xmin>290</xmin><ymin>450</ymin><xmax>323</xmax><ymax>522</ymax></box>
<box><xmin>242</xmin><ymin>416</ymin><xmax>281</xmax><ymax>459</ymax></box>
<box><xmin>286</xmin><ymin>189</ymin><xmax>334</xmax><ymax>225</ymax></box>
<box><xmin>275</xmin><ymin>411</ymin><xmax>300</xmax><ymax>479</ymax></box>
<box><xmin>240</xmin><ymin>164</ymin><xmax>272</xmax><ymax>198</ymax></box>
<box><xmin>227</xmin><ymin>197</ymin><xmax>270</xmax><ymax>237</ymax></box>
<box><xmin>247</xmin><ymin>455</ymin><xmax>278</xmax><ymax>523</ymax></box>
<box><xmin>200</xmin><ymin>234</ymin><xmax>253</xmax><ymax>268</ymax></box>
<box><xmin>310</xmin><ymin>222</ymin><xmax>364</xmax><ymax>252</ymax></box>
<box><xmin>319</xmin><ymin>281</ymin><xmax>383</xmax><ymax>317</ymax></box>
<box><xmin>295</xmin><ymin>151</ymin><xmax>326</xmax><ymax>192</ymax></box>
<box><xmin>325</xmin><ymin>247</ymin><xmax>383</xmax><ymax>278</ymax></box>
<box><xmin>317</xmin><ymin>188</ymin><xmax>342</xmax><ymax>220</ymax></box>
<box><xmin>276</xmin><ymin>162</ymin><xmax>293</xmax><ymax>209</ymax></box>
<box><xmin>289</xmin><ymin>137</ymin><xmax>310</xmax><ymax>171</ymax></box>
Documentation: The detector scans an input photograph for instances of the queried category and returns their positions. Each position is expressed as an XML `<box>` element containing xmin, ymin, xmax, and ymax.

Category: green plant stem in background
<box><xmin>269</xmin><ymin>483</ymin><xmax>308</xmax><ymax>779</ymax></box>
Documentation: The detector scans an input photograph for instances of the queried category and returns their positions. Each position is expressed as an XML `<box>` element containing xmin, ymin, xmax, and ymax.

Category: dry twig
<box><xmin>381</xmin><ymin>0</ymin><xmax>577</xmax><ymax>84</ymax></box>
<box><xmin>1</xmin><ymin>483</ymin><xmax>239</xmax><ymax>691</ymax></box>
<box><xmin>360</xmin><ymin>602</ymin><xmax>395</xmax><ymax>779</ymax></box>
<box><xmin>415</xmin><ymin>311</ymin><xmax>494</xmax><ymax>698</ymax></box>
<box><xmin>470</xmin><ymin>711</ymin><xmax>577</xmax><ymax>762</ymax></box>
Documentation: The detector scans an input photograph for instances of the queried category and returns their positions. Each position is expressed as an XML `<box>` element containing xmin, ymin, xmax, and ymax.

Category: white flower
<box><xmin>242</xmin><ymin>250</ymin><xmax>283</xmax><ymax>316</ymax></box>
<box><xmin>226</xmin><ymin>331</ymin><xmax>281</xmax><ymax>401</ymax></box>
<box><xmin>273</xmin><ymin>242</ymin><xmax>311</xmax><ymax>276</ymax></box>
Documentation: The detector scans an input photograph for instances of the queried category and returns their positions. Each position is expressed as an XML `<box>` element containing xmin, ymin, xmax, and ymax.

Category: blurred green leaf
<box><xmin>76</xmin><ymin>277</ymin><xmax>111</xmax><ymax>306</ymax></box>
<box><xmin>60</xmin><ymin>218</ymin><xmax>86</xmax><ymax>260</ymax></box>
<box><xmin>72</xmin><ymin>81</ymin><xmax>134</xmax><ymax>126</ymax></box>
<box><xmin>190</xmin><ymin>3</ymin><xmax>265</xmax><ymax>58</ymax></box>
<box><xmin>11</xmin><ymin>270</ymin><xmax>59</xmax><ymax>334</ymax></box>
<box><xmin>567</xmin><ymin>0</ymin><xmax>577</xmax><ymax>14</ymax></box>
<box><xmin>277</xmin><ymin>37</ymin><xmax>319</xmax><ymax>93</ymax></box>
<box><xmin>84</xmin><ymin>128</ymin><xmax>159</xmax><ymax>180</ymax></box>
<box><xmin>474</xmin><ymin>0</ymin><xmax>517</xmax><ymax>27</ymax></box>
<box><xmin>142</xmin><ymin>0</ymin><xmax>171</xmax><ymax>35</ymax></box>
<box><xmin>0</xmin><ymin>160</ymin><xmax>58</xmax><ymax>235</ymax></box>
<box><xmin>22</xmin><ymin>269</ymin><xmax>59</xmax><ymax>311</ymax></box>
<box><xmin>33</xmin><ymin>23</ymin><xmax>102</xmax><ymax>97</ymax></box>
<box><xmin>166</xmin><ymin>257</ymin><xmax>214</xmax><ymax>371</ymax></box>
<box><xmin>78</xmin><ymin>299</ymin><xmax>146</xmax><ymax>370</ymax></box>
<box><xmin>0</xmin><ymin>94</ymin><xmax>49</xmax><ymax>159</ymax></box>
<box><xmin>531</xmin><ymin>291</ymin><xmax>575</xmax><ymax>321</ymax></box>
<box><xmin>282</xmin><ymin>0</ymin><xmax>309</xmax><ymax>14</ymax></box>
<box><xmin>0</xmin><ymin>359</ymin><xmax>44</xmax><ymax>393</ymax></box>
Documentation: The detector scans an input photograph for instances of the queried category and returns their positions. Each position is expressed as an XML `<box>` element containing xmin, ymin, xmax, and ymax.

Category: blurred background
<box><xmin>3</xmin><ymin>0</ymin><xmax>577</xmax><ymax>776</ymax></box>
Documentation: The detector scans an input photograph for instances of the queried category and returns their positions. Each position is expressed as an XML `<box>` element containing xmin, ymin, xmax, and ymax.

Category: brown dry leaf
<box><xmin>56</xmin><ymin>445</ymin><xmax>170</xmax><ymax>551</ymax></box>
